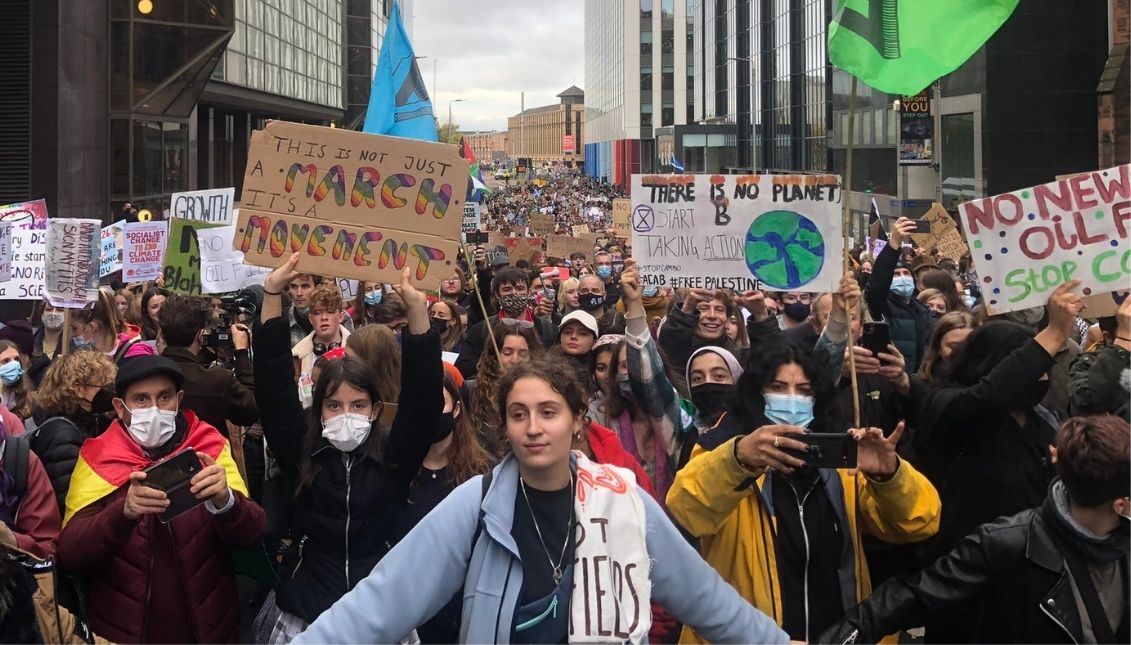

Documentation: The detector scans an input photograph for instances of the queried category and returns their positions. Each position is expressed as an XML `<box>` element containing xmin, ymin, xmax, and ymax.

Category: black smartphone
<box><xmin>466</xmin><ymin>231</ymin><xmax>488</xmax><ymax>244</ymax></box>
<box><xmin>785</xmin><ymin>433</ymin><xmax>858</xmax><ymax>469</ymax></box>
<box><xmin>913</xmin><ymin>220</ymin><xmax>931</xmax><ymax>234</ymax></box>
<box><xmin>860</xmin><ymin>320</ymin><xmax>891</xmax><ymax>357</ymax></box>
<box><xmin>142</xmin><ymin>449</ymin><xmax>204</xmax><ymax>523</ymax></box>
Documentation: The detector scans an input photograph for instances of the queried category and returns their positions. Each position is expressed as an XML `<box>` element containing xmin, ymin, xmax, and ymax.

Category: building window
<box><xmin>641</xmin><ymin>30</ymin><xmax>653</xmax><ymax>55</ymax></box>
<box><xmin>641</xmin><ymin>0</ymin><xmax>653</xmax><ymax>17</ymax></box>
<box><xmin>641</xmin><ymin>67</ymin><xmax>653</xmax><ymax>90</ymax></box>
<box><xmin>941</xmin><ymin>113</ymin><xmax>976</xmax><ymax>210</ymax></box>
<box><xmin>661</xmin><ymin>0</ymin><xmax>674</xmax><ymax>17</ymax></box>
<box><xmin>662</xmin><ymin>102</ymin><xmax>674</xmax><ymax>126</ymax></box>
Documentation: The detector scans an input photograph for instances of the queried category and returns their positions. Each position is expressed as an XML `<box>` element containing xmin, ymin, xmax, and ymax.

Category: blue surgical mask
<box><xmin>763</xmin><ymin>393</ymin><xmax>815</xmax><ymax>429</ymax></box>
<box><xmin>0</xmin><ymin>362</ymin><xmax>22</xmax><ymax>386</ymax></box>
<box><xmin>596</xmin><ymin>266</ymin><xmax>613</xmax><ymax>280</ymax></box>
<box><xmin>890</xmin><ymin>275</ymin><xmax>915</xmax><ymax>299</ymax></box>
<box><xmin>364</xmin><ymin>290</ymin><xmax>383</xmax><ymax>306</ymax></box>
<box><xmin>642</xmin><ymin>285</ymin><xmax>659</xmax><ymax>298</ymax></box>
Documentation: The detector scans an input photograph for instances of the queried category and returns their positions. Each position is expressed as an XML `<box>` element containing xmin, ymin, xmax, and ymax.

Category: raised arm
<box><xmin>253</xmin><ymin>253</ymin><xmax>307</xmax><ymax>476</ymax></box>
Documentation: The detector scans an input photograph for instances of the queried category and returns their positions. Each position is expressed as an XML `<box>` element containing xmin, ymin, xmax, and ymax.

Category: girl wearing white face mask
<box><xmin>252</xmin><ymin>253</ymin><xmax>442</xmax><ymax>643</ymax></box>
<box><xmin>34</xmin><ymin>302</ymin><xmax>67</xmax><ymax>365</ymax></box>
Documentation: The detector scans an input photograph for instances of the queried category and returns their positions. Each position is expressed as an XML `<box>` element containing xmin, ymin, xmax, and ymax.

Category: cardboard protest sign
<box><xmin>910</xmin><ymin>204</ymin><xmax>969</xmax><ymax>260</ymax></box>
<box><xmin>612</xmin><ymin>198</ymin><xmax>631</xmax><ymax>236</ymax></box>
<box><xmin>0</xmin><ymin>199</ymin><xmax>48</xmax><ymax>300</ymax></box>
<box><xmin>164</xmin><ymin>218</ymin><xmax>221</xmax><ymax>295</ymax></box>
<box><xmin>0</xmin><ymin>223</ymin><xmax>11</xmax><ymax>283</ymax></box>
<box><xmin>123</xmin><ymin>221</ymin><xmax>168</xmax><ymax>282</ymax></box>
<box><xmin>45</xmin><ymin>218</ymin><xmax>101</xmax><ymax>308</ymax></box>
<box><xmin>960</xmin><ymin>164</ymin><xmax>1130</xmax><ymax>314</ymax></box>
<box><xmin>630</xmin><ymin>174</ymin><xmax>843</xmax><ymax>291</ymax></box>
<box><xmin>235</xmin><ymin>121</ymin><xmax>469</xmax><ymax>288</ymax></box>
<box><xmin>546</xmin><ymin>234</ymin><xmax>597</xmax><ymax>260</ymax></box>
<box><xmin>99</xmin><ymin>220</ymin><xmax>126</xmax><ymax>278</ymax></box>
<box><xmin>531</xmin><ymin>213</ymin><xmax>556</xmax><ymax>236</ymax></box>
<box><xmin>487</xmin><ymin>235</ymin><xmax>543</xmax><ymax>265</ymax></box>
<box><xmin>171</xmin><ymin>187</ymin><xmax>236</xmax><ymax>225</ymax></box>
<box><xmin>571</xmin><ymin>223</ymin><xmax>590</xmax><ymax>236</ymax></box>
<box><xmin>195</xmin><ymin>221</ymin><xmax>273</xmax><ymax>294</ymax></box>
<box><xmin>462</xmin><ymin>203</ymin><xmax>481</xmax><ymax>234</ymax></box>
<box><xmin>1082</xmin><ymin>290</ymin><xmax>1129</xmax><ymax>317</ymax></box>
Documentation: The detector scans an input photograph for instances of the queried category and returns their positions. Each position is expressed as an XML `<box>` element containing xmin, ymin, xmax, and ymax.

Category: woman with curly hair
<box><xmin>26</xmin><ymin>351</ymin><xmax>117</xmax><ymax>512</ymax></box>
<box><xmin>469</xmin><ymin>322</ymin><xmax>540</xmax><ymax>456</ymax></box>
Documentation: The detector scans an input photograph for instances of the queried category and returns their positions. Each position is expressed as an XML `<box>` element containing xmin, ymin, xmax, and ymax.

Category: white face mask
<box><xmin>125</xmin><ymin>405</ymin><xmax>178</xmax><ymax>449</ymax></box>
<box><xmin>321</xmin><ymin>412</ymin><xmax>373</xmax><ymax>452</ymax></box>
<box><xmin>42</xmin><ymin>312</ymin><xmax>65</xmax><ymax>331</ymax></box>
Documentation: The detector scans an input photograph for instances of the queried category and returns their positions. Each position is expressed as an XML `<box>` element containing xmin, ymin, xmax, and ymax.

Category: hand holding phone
<box><xmin>124</xmin><ymin>471</ymin><xmax>170</xmax><ymax>521</ymax></box>
<box><xmin>859</xmin><ymin>321</ymin><xmax>891</xmax><ymax>357</ymax></box>
<box><xmin>782</xmin><ymin>433</ymin><xmax>858</xmax><ymax>470</ymax></box>
<box><xmin>139</xmin><ymin>449</ymin><xmax>206</xmax><ymax>522</ymax></box>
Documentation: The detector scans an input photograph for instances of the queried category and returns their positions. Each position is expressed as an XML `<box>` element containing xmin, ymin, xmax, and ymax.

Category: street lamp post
<box><xmin>447</xmin><ymin>99</ymin><xmax>466</xmax><ymax>142</ymax></box>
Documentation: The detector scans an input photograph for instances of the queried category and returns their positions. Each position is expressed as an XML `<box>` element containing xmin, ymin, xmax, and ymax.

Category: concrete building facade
<box><xmin>507</xmin><ymin>86</ymin><xmax>586</xmax><ymax>167</ymax></box>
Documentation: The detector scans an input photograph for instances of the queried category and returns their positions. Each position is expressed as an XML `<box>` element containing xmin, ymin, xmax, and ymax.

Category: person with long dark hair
<box><xmin>251</xmin><ymin>253</ymin><xmax>442</xmax><ymax>642</ymax></box>
<box><xmin>291</xmin><ymin>354</ymin><xmax>791</xmax><ymax>644</ymax></box>
<box><xmin>667</xmin><ymin>274</ymin><xmax>941</xmax><ymax>643</ymax></box>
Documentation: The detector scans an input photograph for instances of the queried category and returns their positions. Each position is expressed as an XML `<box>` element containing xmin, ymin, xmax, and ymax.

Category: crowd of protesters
<box><xmin>0</xmin><ymin>169</ymin><xmax>1127</xmax><ymax>644</ymax></box>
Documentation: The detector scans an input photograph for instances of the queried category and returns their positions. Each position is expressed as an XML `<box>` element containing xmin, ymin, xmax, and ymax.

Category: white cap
<box><xmin>558</xmin><ymin>310</ymin><xmax>599</xmax><ymax>337</ymax></box>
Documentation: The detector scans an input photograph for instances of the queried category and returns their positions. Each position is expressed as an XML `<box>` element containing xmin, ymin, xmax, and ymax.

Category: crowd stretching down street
<box><xmin>1</xmin><ymin>0</ymin><xmax>1129</xmax><ymax>643</ymax></box>
<box><xmin>0</xmin><ymin>167</ymin><xmax>1127</xmax><ymax>644</ymax></box>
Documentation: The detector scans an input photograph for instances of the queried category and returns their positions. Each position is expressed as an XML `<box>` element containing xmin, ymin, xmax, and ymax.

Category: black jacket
<box><xmin>657</xmin><ymin>306</ymin><xmax>768</xmax><ymax>396</ymax></box>
<box><xmin>456</xmin><ymin>314</ymin><xmax>557</xmax><ymax>379</ymax></box>
<box><xmin>25</xmin><ymin>411</ymin><xmax>101</xmax><ymax>513</ymax></box>
<box><xmin>162</xmin><ymin>346</ymin><xmax>257</xmax><ymax>436</ymax></box>
<box><xmin>916</xmin><ymin>339</ymin><xmax>1058</xmax><ymax>561</ymax></box>
<box><xmin>864</xmin><ymin>244</ymin><xmax>936</xmax><ymax>373</ymax></box>
<box><xmin>253</xmin><ymin>316</ymin><xmax>442</xmax><ymax>623</ymax></box>
<box><xmin>818</xmin><ymin>505</ymin><xmax>1130</xmax><ymax>644</ymax></box>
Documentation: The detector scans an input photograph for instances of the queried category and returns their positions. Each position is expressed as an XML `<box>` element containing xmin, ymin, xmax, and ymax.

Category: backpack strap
<box><xmin>112</xmin><ymin>336</ymin><xmax>143</xmax><ymax>364</ymax></box>
<box><xmin>2</xmin><ymin>434</ymin><xmax>31</xmax><ymax>499</ymax></box>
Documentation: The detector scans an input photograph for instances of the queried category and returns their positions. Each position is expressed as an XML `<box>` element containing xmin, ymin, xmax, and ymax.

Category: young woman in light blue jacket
<box><xmin>293</xmin><ymin>354</ymin><xmax>790</xmax><ymax>644</ymax></box>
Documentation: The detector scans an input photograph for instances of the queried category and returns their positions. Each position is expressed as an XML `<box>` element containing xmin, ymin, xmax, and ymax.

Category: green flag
<box><xmin>828</xmin><ymin>0</ymin><xmax>1019</xmax><ymax>95</ymax></box>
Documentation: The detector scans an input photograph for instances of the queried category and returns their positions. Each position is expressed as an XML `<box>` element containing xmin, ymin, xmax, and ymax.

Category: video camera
<box><xmin>205</xmin><ymin>288</ymin><xmax>259</xmax><ymax>351</ymax></box>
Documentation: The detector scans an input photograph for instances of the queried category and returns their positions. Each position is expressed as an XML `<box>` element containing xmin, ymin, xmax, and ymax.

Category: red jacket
<box><xmin>56</xmin><ymin>414</ymin><xmax>265</xmax><ymax>643</ymax></box>
<box><xmin>587</xmin><ymin>420</ymin><xmax>655</xmax><ymax>495</ymax></box>
<box><xmin>4</xmin><ymin>449</ymin><xmax>60</xmax><ymax>559</ymax></box>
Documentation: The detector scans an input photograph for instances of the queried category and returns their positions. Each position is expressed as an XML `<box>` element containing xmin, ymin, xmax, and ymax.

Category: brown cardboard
<box><xmin>235</xmin><ymin>121</ymin><xmax>468</xmax><ymax>286</ymax></box>
<box><xmin>571</xmin><ymin>223</ymin><xmax>590</xmax><ymax>236</ymax></box>
<box><xmin>612</xmin><ymin>199</ymin><xmax>631</xmax><ymax>236</ymax></box>
<box><xmin>234</xmin><ymin>208</ymin><xmax>461</xmax><ymax>287</ymax></box>
<box><xmin>546</xmin><ymin>234</ymin><xmax>598</xmax><ymax>260</ymax></box>
<box><xmin>531</xmin><ymin>213</ymin><xmax>556</xmax><ymax>236</ymax></box>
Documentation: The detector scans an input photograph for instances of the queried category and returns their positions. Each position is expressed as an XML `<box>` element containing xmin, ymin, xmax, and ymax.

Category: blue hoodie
<box><xmin>293</xmin><ymin>454</ymin><xmax>789</xmax><ymax>644</ymax></box>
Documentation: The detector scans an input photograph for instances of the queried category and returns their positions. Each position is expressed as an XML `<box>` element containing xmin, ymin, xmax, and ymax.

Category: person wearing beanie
<box><xmin>864</xmin><ymin>217</ymin><xmax>937</xmax><ymax>373</ymax></box>
<box><xmin>0</xmin><ymin>320</ymin><xmax>35</xmax><ymax>359</ymax></box>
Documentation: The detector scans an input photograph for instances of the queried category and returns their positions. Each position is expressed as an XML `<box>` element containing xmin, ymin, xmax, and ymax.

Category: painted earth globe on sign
<box><xmin>744</xmin><ymin>210</ymin><xmax>825</xmax><ymax>290</ymax></box>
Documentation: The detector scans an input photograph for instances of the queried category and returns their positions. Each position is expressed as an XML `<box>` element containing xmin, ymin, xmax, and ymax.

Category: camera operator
<box><xmin>158</xmin><ymin>294</ymin><xmax>257</xmax><ymax>436</ymax></box>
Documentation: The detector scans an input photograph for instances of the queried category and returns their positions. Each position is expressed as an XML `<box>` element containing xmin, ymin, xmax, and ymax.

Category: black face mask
<box><xmin>430</xmin><ymin>317</ymin><xmax>450</xmax><ymax>335</ymax></box>
<box><xmin>90</xmin><ymin>386</ymin><xmax>116</xmax><ymax>415</ymax></box>
<box><xmin>434</xmin><ymin>411</ymin><xmax>456</xmax><ymax>443</ymax></box>
<box><xmin>579</xmin><ymin>293</ymin><xmax>605</xmax><ymax>312</ymax></box>
<box><xmin>690</xmin><ymin>383</ymin><xmax>735</xmax><ymax>418</ymax></box>
<box><xmin>783</xmin><ymin>302</ymin><xmax>811</xmax><ymax>322</ymax></box>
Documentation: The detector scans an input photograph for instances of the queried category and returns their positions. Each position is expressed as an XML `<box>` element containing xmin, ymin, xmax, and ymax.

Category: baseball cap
<box><xmin>558</xmin><ymin>310</ymin><xmax>599</xmax><ymax>337</ymax></box>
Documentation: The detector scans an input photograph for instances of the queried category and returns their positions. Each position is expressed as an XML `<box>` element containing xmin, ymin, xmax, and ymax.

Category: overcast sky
<box><xmin>410</xmin><ymin>0</ymin><xmax>585</xmax><ymax>132</ymax></box>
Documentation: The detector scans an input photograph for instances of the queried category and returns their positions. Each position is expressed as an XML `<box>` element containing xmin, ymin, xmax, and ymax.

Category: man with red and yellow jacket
<box><xmin>57</xmin><ymin>356</ymin><xmax>265</xmax><ymax>643</ymax></box>
<box><xmin>669</xmin><ymin>409</ymin><xmax>940</xmax><ymax>643</ymax></box>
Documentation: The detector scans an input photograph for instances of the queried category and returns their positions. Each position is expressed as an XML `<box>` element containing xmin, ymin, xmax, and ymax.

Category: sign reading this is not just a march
<box><xmin>960</xmin><ymin>163</ymin><xmax>1130</xmax><ymax>315</ymax></box>
<box><xmin>630</xmin><ymin>174</ymin><xmax>844</xmax><ymax>293</ymax></box>
<box><xmin>235</xmin><ymin>121</ymin><xmax>470</xmax><ymax>288</ymax></box>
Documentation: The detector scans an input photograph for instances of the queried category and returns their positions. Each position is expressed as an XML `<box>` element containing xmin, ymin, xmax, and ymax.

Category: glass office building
<box><xmin>0</xmin><ymin>0</ymin><xmax>409</xmax><ymax>220</ymax></box>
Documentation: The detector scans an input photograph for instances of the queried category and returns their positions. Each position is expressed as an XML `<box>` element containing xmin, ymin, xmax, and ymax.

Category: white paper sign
<box><xmin>462</xmin><ymin>202</ymin><xmax>481</xmax><ymax>234</ymax></box>
<box><xmin>46</xmin><ymin>218</ymin><xmax>101</xmax><ymax>308</ymax></box>
<box><xmin>0</xmin><ymin>200</ymin><xmax>48</xmax><ymax>300</ymax></box>
<box><xmin>196</xmin><ymin>220</ymin><xmax>272</xmax><ymax>294</ymax></box>
<box><xmin>99</xmin><ymin>220</ymin><xmax>126</xmax><ymax>278</ymax></box>
<box><xmin>0</xmin><ymin>223</ymin><xmax>12</xmax><ymax>283</ymax></box>
<box><xmin>123</xmin><ymin>221</ymin><xmax>169</xmax><ymax>282</ymax></box>
<box><xmin>338</xmin><ymin>278</ymin><xmax>359</xmax><ymax>302</ymax></box>
<box><xmin>630</xmin><ymin>174</ymin><xmax>844</xmax><ymax>292</ymax></box>
<box><xmin>171</xmin><ymin>187</ymin><xmax>236</xmax><ymax>225</ymax></box>
<box><xmin>960</xmin><ymin>164</ymin><xmax>1130</xmax><ymax>314</ymax></box>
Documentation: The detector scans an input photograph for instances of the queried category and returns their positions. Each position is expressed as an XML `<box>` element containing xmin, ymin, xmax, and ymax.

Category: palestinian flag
<box><xmin>458</xmin><ymin>137</ymin><xmax>491</xmax><ymax>201</ymax></box>
<box><xmin>64</xmin><ymin>411</ymin><xmax>246</xmax><ymax>524</ymax></box>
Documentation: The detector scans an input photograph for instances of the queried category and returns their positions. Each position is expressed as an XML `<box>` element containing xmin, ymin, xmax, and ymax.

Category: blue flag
<box><xmin>363</xmin><ymin>3</ymin><xmax>437</xmax><ymax>141</ymax></box>
<box><xmin>670</xmin><ymin>155</ymin><xmax>685</xmax><ymax>173</ymax></box>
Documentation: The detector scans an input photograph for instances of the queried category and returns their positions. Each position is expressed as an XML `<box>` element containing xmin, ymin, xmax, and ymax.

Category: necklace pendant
<box><xmin>553</xmin><ymin>567</ymin><xmax>563</xmax><ymax>585</ymax></box>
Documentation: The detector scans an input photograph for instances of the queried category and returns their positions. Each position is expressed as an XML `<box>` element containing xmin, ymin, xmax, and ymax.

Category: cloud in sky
<box><xmin>408</xmin><ymin>0</ymin><xmax>584</xmax><ymax>132</ymax></box>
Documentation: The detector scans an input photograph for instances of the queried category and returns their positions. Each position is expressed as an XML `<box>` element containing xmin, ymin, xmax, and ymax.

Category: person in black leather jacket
<box><xmin>25</xmin><ymin>351</ymin><xmax>117</xmax><ymax>512</ymax></box>
<box><xmin>819</xmin><ymin>414</ymin><xmax>1130</xmax><ymax>645</ymax></box>
<box><xmin>251</xmin><ymin>253</ymin><xmax>442</xmax><ymax>642</ymax></box>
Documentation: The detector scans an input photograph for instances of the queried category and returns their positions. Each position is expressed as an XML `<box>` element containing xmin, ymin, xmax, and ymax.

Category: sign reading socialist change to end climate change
<box><xmin>630</xmin><ymin>174</ymin><xmax>844</xmax><ymax>293</ymax></box>
<box><xmin>960</xmin><ymin>164</ymin><xmax>1130</xmax><ymax>315</ymax></box>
